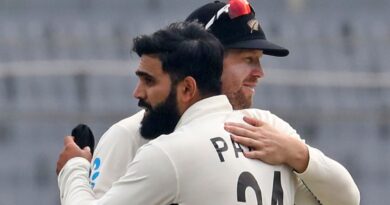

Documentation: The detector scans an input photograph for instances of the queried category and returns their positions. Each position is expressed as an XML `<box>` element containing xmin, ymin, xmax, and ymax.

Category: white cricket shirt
<box><xmin>58</xmin><ymin>95</ymin><xmax>298</xmax><ymax>204</ymax></box>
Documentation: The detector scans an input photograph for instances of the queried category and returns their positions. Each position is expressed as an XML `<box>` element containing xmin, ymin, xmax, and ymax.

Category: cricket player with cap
<box><xmin>65</xmin><ymin>1</ymin><xmax>359</xmax><ymax>204</ymax></box>
<box><xmin>58</xmin><ymin>21</ymin><xmax>299</xmax><ymax>204</ymax></box>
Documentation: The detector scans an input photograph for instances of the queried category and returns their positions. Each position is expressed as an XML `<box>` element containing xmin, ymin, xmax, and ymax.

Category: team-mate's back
<box><xmin>150</xmin><ymin>104</ymin><xmax>297</xmax><ymax>204</ymax></box>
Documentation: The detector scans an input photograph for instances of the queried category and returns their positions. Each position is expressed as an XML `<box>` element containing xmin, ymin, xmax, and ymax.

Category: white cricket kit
<box><xmin>89</xmin><ymin>98</ymin><xmax>360</xmax><ymax>205</ymax></box>
<box><xmin>58</xmin><ymin>96</ymin><xmax>297</xmax><ymax>205</ymax></box>
<box><xmin>89</xmin><ymin>110</ymin><xmax>148</xmax><ymax>196</ymax></box>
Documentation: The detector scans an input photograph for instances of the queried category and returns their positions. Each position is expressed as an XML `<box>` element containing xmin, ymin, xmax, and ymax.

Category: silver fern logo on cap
<box><xmin>247</xmin><ymin>19</ymin><xmax>259</xmax><ymax>33</ymax></box>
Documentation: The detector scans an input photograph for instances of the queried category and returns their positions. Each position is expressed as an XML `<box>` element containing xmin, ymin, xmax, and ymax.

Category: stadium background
<box><xmin>0</xmin><ymin>0</ymin><xmax>389</xmax><ymax>204</ymax></box>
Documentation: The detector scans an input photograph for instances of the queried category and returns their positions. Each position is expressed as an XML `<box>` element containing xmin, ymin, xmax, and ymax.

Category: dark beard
<box><xmin>139</xmin><ymin>89</ymin><xmax>181</xmax><ymax>140</ymax></box>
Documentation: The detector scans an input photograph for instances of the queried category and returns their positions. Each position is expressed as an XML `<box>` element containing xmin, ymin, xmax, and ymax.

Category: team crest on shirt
<box><xmin>247</xmin><ymin>19</ymin><xmax>260</xmax><ymax>33</ymax></box>
<box><xmin>90</xmin><ymin>158</ymin><xmax>101</xmax><ymax>188</ymax></box>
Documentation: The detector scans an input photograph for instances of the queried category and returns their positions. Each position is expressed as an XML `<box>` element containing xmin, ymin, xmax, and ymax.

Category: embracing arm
<box><xmin>225</xmin><ymin>115</ymin><xmax>309</xmax><ymax>172</ymax></box>
<box><xmin>90</xmin><ymin>110</ymin><xmax>148</xmax><ymax>198</ymax></box>
<box><xmin>226</xmin><ymin>114</ymin><xmax>360</xmax><ymax>205</ymax></box>
<box><xmin>57</xmin><ymin>139</ymin><xmax>177</xmax><ymax>205</ymax></box>
<box><xmin>295</xmin><ymin>146</ymin><xmax>360</xmax><ymax>205</ymax></box>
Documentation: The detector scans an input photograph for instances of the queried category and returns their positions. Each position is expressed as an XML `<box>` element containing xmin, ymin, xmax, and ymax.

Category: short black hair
<box><xmin>132</xmin><ymin>21</ymin><xmax>224</xmax><ymax>96</ymax></box>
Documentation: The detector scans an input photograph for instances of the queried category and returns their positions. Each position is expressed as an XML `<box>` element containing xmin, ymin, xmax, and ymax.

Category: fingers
<box><xmin>231</xmin><ymin>135</ymin><xmax>265</xmax><ymax>161</ymax></box>
<box><xmin>224</xmin><ymin>116</ymin><xmax>265</xmax><ymax>133</ymax></box>
<box><xmin>64</xmin><ymin>136</ymin><xmax>75</xmax><ymax>146</ymax></box>
<box><xmin>243</xmin><ymin>116</ymin><xmax>265</xmax><ymax>127</ymax></box>
<box><xmin>243</xmin><ymin>151</ymin><xmax>278</xmax><ymax>165</ymax></box>
<box><xmin>224</xmin><ymin>120</ymin><xmax>257</xmax><ymax>131</ymax></box>
<box><xmin>243</xmin><ymin>150</ymin><xmax>262</xmax><ymax>160</ymax></box>
<box><xmin>83</xmin><ymin>146</ymin><xmax>91</xmax><ymax>153</ymax></box>
<box><xmin>56</xmin><ymin>147</ymin><xmax>68</xmax><ymax>175</ymax></box>
<box><xmin>225</xmin><ymin>124</ymin><xmax>258</xmax><ymax>140</ymax></box>
<box><xmin>57</xmin><ymin>137</ymin><xmax>92</xmax><ymax>176</ymax></box>
<box><xmin>56</xmin><ymin>159</ymin><xmax>63</xmax><ymax>175</ymax></box>
<box><xmin>231</xmin><ymin>135</ymin><xmax>261</xmax><ymax>149</ymax></box>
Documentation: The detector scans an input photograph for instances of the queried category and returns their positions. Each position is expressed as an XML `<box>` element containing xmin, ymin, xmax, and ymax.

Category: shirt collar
<box><xmin>175</xmin><ymin>95</ymin><xmax>232</xmax><ymax>129</ymax></box>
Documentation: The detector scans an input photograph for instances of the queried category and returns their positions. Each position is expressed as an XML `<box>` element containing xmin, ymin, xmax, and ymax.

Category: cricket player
<box><xmin>57</xmin><ymin>21</ymin><xmax>298</xmax><ymax>204</ymax></box>
<box><xmin>87</xmin><ymin>1</ymin><xmax>359</xmax><ymax>204</ymax></box>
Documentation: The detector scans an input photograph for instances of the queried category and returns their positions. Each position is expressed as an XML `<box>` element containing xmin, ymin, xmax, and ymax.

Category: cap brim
<box><xmin>225</xmin><ymin>39</ymin><xmax>289</xmax><ymax>57</ymax></box>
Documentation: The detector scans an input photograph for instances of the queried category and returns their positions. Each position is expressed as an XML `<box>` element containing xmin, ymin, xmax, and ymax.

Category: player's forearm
<box><xmin>296</xmin><ymin>146</ymin><xmax>360</xmax><ymax>205</ymax></box>
<box><xmin>294</xmin><ymin>179</ymin><xmax>321</xmax><ymax>205</ymax></box>
<box><xmin>58</xmin><ymin>157</ymin><xmax>97</xmax><ymax>205</ymax></box>
<box><xmin>284</xmin><ymin>137</ymin><xmax>310</xmax><ymax>173</ymax></box>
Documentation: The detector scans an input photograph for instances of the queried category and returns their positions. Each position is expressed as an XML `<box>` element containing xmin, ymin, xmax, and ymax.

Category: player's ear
<box><xmin>177</xmin><ymin>76</ymin><xmax>197</xmax><ymax>104</ymax></box>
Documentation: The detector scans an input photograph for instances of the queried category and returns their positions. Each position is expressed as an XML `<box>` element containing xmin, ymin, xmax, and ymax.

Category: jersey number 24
<box><xmin>237</xmin><ymin>171</ymin><xmax>283</xmax><ymax>205</ymax></box>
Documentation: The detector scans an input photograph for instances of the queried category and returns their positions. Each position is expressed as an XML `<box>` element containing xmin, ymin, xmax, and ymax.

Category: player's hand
<box><xmin>56</xmin><ymin>136</ymin><xmax>92</xmax><ymax>175</ymax></box>
<box><xmin>224</xmin><ymin>116</ymin><xmax>309</xmax><ymax>173</ymax></box>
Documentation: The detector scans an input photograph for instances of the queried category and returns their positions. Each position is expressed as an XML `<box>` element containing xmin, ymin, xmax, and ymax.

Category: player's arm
<box><xmin>294</xmin><ymin>146</ymin><xmax>360</xmax><ymax>205</ymax></box>
<box><xmin>57</xmin><ymin>139</ymin><xmax>177</xmax><ymax>205</ymax></box>
<box><xmin>226</xmin><ymin>110</ymin><xmax>360</xmax><ymax>205</ymax></box>
<box><xmin>225</xmin><ymin>115</ymin><xmax>309</xmax><ymax>172</ymax></box>
<box><xmin>90</xmin><ymin>110</ymin><xmax>147</xmax><ymax>198</ymax></box>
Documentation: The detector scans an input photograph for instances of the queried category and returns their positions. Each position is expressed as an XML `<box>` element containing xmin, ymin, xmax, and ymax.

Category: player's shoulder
<box><xmin>238</xmin><ymin>108</ymin><xmax>273</xmax><ymax>120</ymax></box>
<box><xmin>146</xmin><ymin>129</ymin><xmax>195</xmax><ymax>155</ymax></box>
<box><xmin>238</xmin><ymin>108</ymin><xmax>292</xmax><ymax>127</ymax></box>
<box><xmin>105</xmin><ymin>110</ymin><xmax>144</xmax><ymax>137</ymax></box>
<box><xmin>96</xmin><ymin>110</ymin><xmax>146</xmax><ymax>147</ymax></box>
<box><xmin>240</xmin><ymin>108</ymin><xmax>301</xmax><ymax>138</ymax></box>
<box><xmin>114</xmin><ymin>110</ymin><xmax>145</xmax><ymax>130</ymax></box>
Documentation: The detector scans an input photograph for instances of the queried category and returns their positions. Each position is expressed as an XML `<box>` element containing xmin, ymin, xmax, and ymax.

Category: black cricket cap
<box><xmin>185</xmin><ymin>1</ymin><xmax>289</xmax><ymax>57</ymax></box>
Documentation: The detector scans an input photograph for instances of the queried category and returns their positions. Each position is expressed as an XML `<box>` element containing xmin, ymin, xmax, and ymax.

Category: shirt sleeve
<box><xmin>295</xmin><ymin>146</ymin><xmax>360</xmax><ymax>205</ymax></box>
<box><xmin>294</xmin><ymin>178</ymin><xmax>322</xmax><ymax>205</ymax></box>
<box><xmin>58</xmin><ymin>143</ymin><xmax>178</xmax><ymax>205</ymax></box>
<box><xmin>246</xmin><ymin>109</ymin><xmax>360</xmax><ymax>205</ymax></box>
<box><xmin>90</xmin><ymin>111</ymin><xmax>148</xmax><ymax>198</ymax></box>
